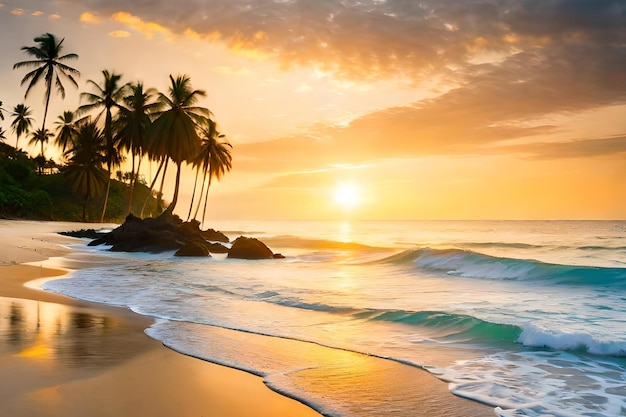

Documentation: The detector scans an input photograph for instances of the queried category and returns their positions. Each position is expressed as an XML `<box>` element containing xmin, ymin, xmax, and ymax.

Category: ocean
<box><xmin>43</xmin><ymin>220</ymin><xmax>626</xmax><ymax>416</ymax></box>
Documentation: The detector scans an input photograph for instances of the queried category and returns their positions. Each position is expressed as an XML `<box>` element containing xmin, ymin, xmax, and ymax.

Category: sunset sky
<box><xmin>1</xmin><ymin>0</ymin><xmax>625</xmax><ymax>220</ymax></box>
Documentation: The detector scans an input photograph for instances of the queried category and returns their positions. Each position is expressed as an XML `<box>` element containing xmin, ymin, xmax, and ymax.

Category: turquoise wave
<box><xmin>358</xmin><ymin>309</ymin><xmax>522</xmax><ymax>345</ymax></box>
<box><xmin>378</xmin><ymin>248</ymin><xmax>626</xmax><ymax>287</ymax></box>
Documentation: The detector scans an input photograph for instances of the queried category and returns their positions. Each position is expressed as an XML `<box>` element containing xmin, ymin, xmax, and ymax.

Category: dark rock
<box><xmin>59</xmin><ymin>229</ymin><xmax>107</xmax><ymax>239</ymax></box>
<box><xmin>207</xmin><ymin>242</ymin><xmax>229</xmax><ymax>254</ymax></box>
<box><xmin>227</xmin><ymin>236</ymin><xmax>274</xmax><ymax>260</ymax></box>
<box><xmin>89</xmin><ymin>215</ymin><xmax>189</xmax><ymax>253</ymax></box>
<box><xmin>175</xmin><ymin>238</ymin><xmax>211</xmax><ymax>257</ymax></box>
<box><xmin>273</xmin><ymin>253</ymin><xmax>286</xmax><ymax>259</ymax></box>
<box><xmin>179</xmin><ymin>219</ymin><xmax>201</xmax><ymax>236</ymax></box>
<box><xmin>86</xmin><ymin>216</ymin><xmax>279</xmax><ymax>259</ymax></box>
<box><xmin>201</xmin><ymin>228</ymin><xmax>229</xmax><ymax>243</ymax></box>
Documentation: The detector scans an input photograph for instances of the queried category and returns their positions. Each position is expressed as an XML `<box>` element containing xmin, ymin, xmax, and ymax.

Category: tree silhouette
<box><xmin>79</xmin><ymin>69</ymin><xmax>129</xmax><ymax>222</ymax></box>
<box><xmin>13</xmin><ymin>33</ymin><xmax>80</xmax><ymax>131</ymax></box>
<box><xmin>63</xmin><ymin>119</ymin><xmax>108</xmax><ymax>221</ymax></box>
<box><xmin>54</xmin><ymin>110</ymin><xmax>80</xmax><ymax>154</ymax></box>
<box><xmin>115</xmin><ymin>82</ymin><xmax>161</xmax><ymax>214</ymax></box>
<box><xmin>29</xmin><ymin>128</ymin><xmax>53</xmax><ymax>158</ymax></box>
<box><xmin>10</xmin><ymin>104</ymin><xmax>34</xmax><ymax>150</ymax></box>
<box><xmin>150</xmin><ymin>74</ymin><xmax>211</xmax><ymax>215</ymax></box>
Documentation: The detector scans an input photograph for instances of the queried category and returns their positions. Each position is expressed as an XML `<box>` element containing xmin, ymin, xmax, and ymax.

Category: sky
<box><xmin>0</xmin><ymin>0</ymin><xmax>625</xmax><ymax>220</ymax></box>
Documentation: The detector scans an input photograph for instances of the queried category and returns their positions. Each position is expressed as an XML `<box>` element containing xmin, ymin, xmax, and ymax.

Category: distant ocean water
<box><xmin>44</xmin><ymin>220</ymin><xmax>626</xmax><ymax>416</ymax></box>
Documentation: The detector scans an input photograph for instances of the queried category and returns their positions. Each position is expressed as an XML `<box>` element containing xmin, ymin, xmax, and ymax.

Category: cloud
<box><xmin>61</xmin><ymin>0</ymin><xmax>626</xmax><ymax>169</ymax></box>
<box><xmin>31</xmin><ymin>10</ymin><xmax>43</xmax><ymax>16</ymax></box>
<box><xmin>58</xmin><ymin>1</ymin><xmax>625</xmax><ymax>81</ymax></box>
<box><xmin>80</xmin><ymin>11</ymin><xmax>101</xmax><ymax>24</ymax></box>
<box><xmin>10</xmin><ymin>8</ymin><xmax>23</xmax><ymax>15</ymax></box>
<box><xmin>49</xmin><ymin>13</ymin><xmax>61</xmax><ymax>20</ymax></box>
<box><xmin>508</xmin><ymin>135</ymin><xmax>626</xmax><ymax>159</ymax></box>
<box><xmin>109</xmin><ymin>30</ymin><xmax>131</xmax><ymax>38</ymax></box>
<box><xmin>59</xmin><ymin>1</ymin><xmax>626</xmax><ymax>103</ymax></box>
<box><xmin>111</xmin><ymin>11</ymin><xmax>175</xmax><ymax>40</ymax></box>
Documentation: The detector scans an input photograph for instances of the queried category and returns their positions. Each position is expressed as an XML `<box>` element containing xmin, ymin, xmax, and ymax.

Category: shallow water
<box><xmin>44</xmin><ymin>220</ymin><xmax>626</xmax><ymax>416</ymax></box>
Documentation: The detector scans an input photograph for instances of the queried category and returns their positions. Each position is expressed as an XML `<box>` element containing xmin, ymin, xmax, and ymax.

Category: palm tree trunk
<box><xmin>42</xmin><ymin>83</ymin><xmax>51</xmax><ymax>131</ymax></box>
<box><xmin>140</xmin><ymin>157</ymin><xmax>165</xmax><ymax>217</ymax></box>
<box><xmin>186</xmin><ymin>168</ymin><xmax>200</xmax><ymax>221</ymax></box>
<box><xmin>201</xmin><ymin>176</ymin><xmax>213</xmax><ymax>229</ymax></box>
<box><xmin>128</xmin><ymin>155</ymin><xmax>143</xmax><ymax>214</ymax></box>
<box><xmin>193</xmin><ymin>173</ymin><xmax>207</xmax><ymax>221</ymax></box>
<box><xmin>165</xmin><ymin>162</ymin><xmax>182</xmax><ymax>215</ymax></box>
<box><xmin>127</xmin><ymin>152</ymin><xmax>136</xmax><ymax>214</ymax></box>
<box><xmin>157</xmin><ymin>158</ymin><xmax>169</xmax><ymax>212</ymax></box>
<box><xmin>99</xmin><ymin>162</ymin><xmax>112</xmax><ymax>223</ymax></box>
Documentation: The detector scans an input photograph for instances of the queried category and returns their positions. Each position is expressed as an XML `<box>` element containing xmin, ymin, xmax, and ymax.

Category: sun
<box><xmin>334</xmin><ymin>181</ymin><xmax>362</xmax><ymax>210</ymax></box>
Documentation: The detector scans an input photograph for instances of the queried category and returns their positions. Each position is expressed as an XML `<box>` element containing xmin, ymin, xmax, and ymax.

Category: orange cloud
<box><xmin>109</xmin><ymin>30</ymin><xmax>131</xmax><ymax>38</ymax></box>
<box><xmin>111</xmin><ymin>11</ymin><xmax>174</xmax><ymax>40</ymax></box>
<box><xmin>80</xmin><ymin>11</ymin><xmax>101</xmax><ymax>24</ymax></box>
<box><xmin>10</xmin><ymin>8</ymin><xmax>23</xmax><ymax>15</ymax></box>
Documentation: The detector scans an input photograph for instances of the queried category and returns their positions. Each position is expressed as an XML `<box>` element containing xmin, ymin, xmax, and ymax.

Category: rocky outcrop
<box><xmin>88</xmin><ymin>213</ymin><xmax>189</xmax><ymax>253</ymax></box>
<box><xmin>59</xmin><ymin>229</ymin><xmax>108</xmax><ymax>239</ymax></box>
<box><xmin>202</xmin><ymin>228</ymin><xmax>229</xmax><ymax>243</ymax></box>
<box><xmin>174</xmin><ymin>238</ymin><xmax>211</xmax><ymax>257</ymax></box>
<box><xmin>87</xmin><ymin>213</ymin><xmax>221</xmax><ymax>256</ymax></box>
<box><xmin>75</xmin><ymin>214</ymin><xmax>282</xmax><ymax>259</ymax></box>
<box><xmin>207</xmin><ymin>242</ymin><xmax>229</xmax><ymax>253</ymax></box>
<box><xmin>227</xmin><ymin>236</ymin><xmax>275</xmax><ymax>260</ymax></box>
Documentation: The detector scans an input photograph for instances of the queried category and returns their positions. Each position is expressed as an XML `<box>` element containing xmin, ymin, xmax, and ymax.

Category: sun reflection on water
<box><xmin>0</xmin><ymin>297</ymin><xmax>142</xmax><ymax>367</ymax></box>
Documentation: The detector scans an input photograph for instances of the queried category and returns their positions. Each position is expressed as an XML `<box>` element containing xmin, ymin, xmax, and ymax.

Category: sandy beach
<box><xmin>0</xmin><ymin>220</ymin><xmax>493</xmax><ymax>417</ymax></box>
<box><xmin>0</xmin><ymin>220</ymin><xmax>323</xmax><ymax>417</ymax></box>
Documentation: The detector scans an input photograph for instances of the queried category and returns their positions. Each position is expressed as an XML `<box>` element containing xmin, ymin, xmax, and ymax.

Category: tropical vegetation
<box><xmin>1</xmin><ymin>33</ymin><xmax>233</xmax><ymax>224</ymax></box>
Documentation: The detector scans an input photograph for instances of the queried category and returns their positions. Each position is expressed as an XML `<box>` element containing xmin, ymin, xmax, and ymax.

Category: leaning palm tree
<box><xmin>54</xmin><ymin>110</ymin><xmax>79</xmax><ymax>153</ymax></box>
<box><xmin>79</xmin><ymin>69</ymin><xmax>129</xmax><ymax>222</ymax></box>
<box><xmin>195</xmin><ymin>126</ymin><xmax>232</xmax><ymax>227</ymax></box>
<box><xmin>13</xmin><ymin>33</ymin><xmax>80</xmax><ymax>131</ymax></box>
<box><xmin>64</xmin><ymin>119</ymin><xmax>108</xmax><ymax>222</ymax></box>
<box><xmin>187</xmin><ymin>119</ymin><xmax>222</xmax><ymax>220</ymax></box>
<box><xmin>11</xmin><ymin>104</ymin><xmax>34</xmax><ymax>150</ymax></box>
<box><xmin>149</xmin><ymin>74</ymin><xmax>211</xmax><ymax>216</ymax></box>
<box><xmin>115</xmin><ymin>82</ymin><xmax>162</xmax><ymax>214</ymax></box>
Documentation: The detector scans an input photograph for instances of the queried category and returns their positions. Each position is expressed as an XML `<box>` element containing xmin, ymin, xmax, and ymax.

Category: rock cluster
<box><xmin>66</xmin><ymin>213</ymin><xmax>281</xmax><ymax>259</ymax></box>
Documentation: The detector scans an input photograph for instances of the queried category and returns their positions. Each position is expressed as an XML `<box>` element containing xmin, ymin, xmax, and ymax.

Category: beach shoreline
<box><xmin>0</xmin><ymin>220</ymin><xmax>324</xmax><ymax>417</ymax></box>
<box><xmin>0</xmin><ymin>219</ymin><xmax>493</xmax><ymax>417</ymax></box>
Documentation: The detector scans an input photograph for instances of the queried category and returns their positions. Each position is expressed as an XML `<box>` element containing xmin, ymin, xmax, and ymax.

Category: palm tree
<box><xmin>54</xmin><ymin>110</ymin><xmax>79</xmax><ymax>153</ymax></box>
<box><xmin>13</xmin><ymin>33</ymin><xmax>80</xmax><ymax>131</ymax></box>
<box><xmin>29</xmin><ymin>128</ymin><xmax>53</xmax><ymax>173</ymax></box>
<box><xmin>187</xmin><ymin>118</ymin><xmax>220</xmax><ymax>220</ymax></box>
<box><xmin>0</xmin><ymin>100</ymin><xmax>6</xmax><ymax>121</ymax></box>
<box><xmin>115</xmin><ymin>82</ymin><xmax>161</xmax><ymax>214</ymax></box>
<box><xmin>150</xmin><ymin>74</ymin><xmax>211</xmax><ymax>215</ymax></box>
<box><xmin>79</xmin><ymin>69</ymin><xmax>129</xmax><ymax>222</ymax></box>
<box><xmin>0</xmin><ymin>127</ymin><xmax>6</xmax><ymax>143</ymax></box>
<box><xmin>29</xmin><ymin>127</ymin><xmax>53</xmax><ymax>156</ymax></box>
<box><xmin>194</xmin><ymin>124</ymin><xmax>232</xmax><ymax>227</ymax></box>
<box><xmin>11</xmin><ymin>104</ymin><xmax>34</xmax><ymax>150</ymax></box>
<box><xmin>63</xmin><ymin>119</ymin><xmax>108</xmax><ymax>222</ymax></box>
